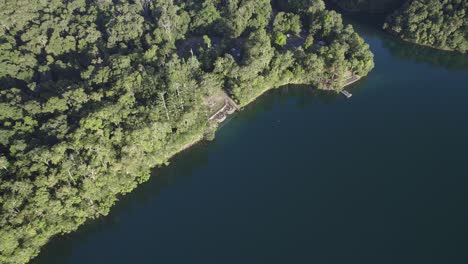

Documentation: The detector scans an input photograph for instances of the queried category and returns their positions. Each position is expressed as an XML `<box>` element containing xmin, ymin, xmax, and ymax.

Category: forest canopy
<box><xmin>0</xmin><ymin>1</ymin><xmax>373</xmax><ymax>263</ymax></box>
<box><xmin>384</xmin><ymin>0</ymin><xmax>467</xmax><ymax>52</ymax></box>
<box><xmin>330</xmin><ymin>0</ymin><xmax>467</xmax><ymax>52</ymax></box>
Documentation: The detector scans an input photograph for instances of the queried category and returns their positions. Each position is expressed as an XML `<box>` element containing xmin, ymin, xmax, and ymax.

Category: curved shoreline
<box><xmin>383</xmin><ymin>27</ymin><xmax>465</xmax><ymax>53</ymax></box>
<box><xmin>2</xmin><ymin>1</ymin><xmax>375</xmax><ymax>262</ymax></box>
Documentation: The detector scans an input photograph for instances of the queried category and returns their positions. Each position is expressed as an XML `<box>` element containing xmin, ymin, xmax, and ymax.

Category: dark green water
<box><xmin>34</xmin><ymin>16</ymin><xmax>468</xmax><ymax>264</ymax></box>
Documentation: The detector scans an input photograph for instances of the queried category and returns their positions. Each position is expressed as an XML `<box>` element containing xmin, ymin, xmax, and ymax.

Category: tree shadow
<box><xmin>31</xmin><ymin>140</ymin><xmax>213</xmax><ymax>264</ymax></box>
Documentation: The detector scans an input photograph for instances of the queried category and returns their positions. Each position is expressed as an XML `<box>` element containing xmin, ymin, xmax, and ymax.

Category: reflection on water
<box><xmin>33</xmin><ymin>82</ymin><xmax>343</xmax><ymax>263</ymax></box>
<box><xmin>32</xmin><ymin>10</ymin><xmax>468</xmax><ymax>264</ymax></box>
<box><xmin>218</xmin><ymin>85</ymin><xmax>340</xmax><ymax>129</ymax></box>
<box><xmin>32</xmin><ymin>141</ymin><xmax>213</xmax><ymax>263</ymax></box>
<box><xmin>382</xmin><ymin>39</ymin><xmax>468</xmax><ymax>71</ymax></box>
<box><xmin>341</xmin><ymin>11</ymin><xmax>468</xmax><ymax>71</ymax></box>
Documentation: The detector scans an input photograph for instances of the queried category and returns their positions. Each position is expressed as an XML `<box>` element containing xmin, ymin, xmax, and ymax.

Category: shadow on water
<box><xmin>337</xmin><ymin>8</ymin><xmax>468</xmax><ymax>71</ymax></box>
<box><xmin>32</xmin><ymin>8</ymin><xmax>468</xmax><ymax>264</ymax></box>
<box><xmin>32</xmin><ymin>141</ymin><xmax>213</xmax><ymax>264</ymax></box>
<box><xmin>240</xmin><ymin>85</ymin><xmax>339</xmax><ymax>118</ymax></box>
<box><xmin>324</xmin><ymin>0</ymin><xmax>406</xmax><ymax>15</ymax></box>
<box><xmin>32</xmin><ymin>85</ymin><xmax>338</xmax><ymax>264</ymax></box>
<box><xmin>381</xmin><ymin>39</ymin><xmax>468</xmax><ymax>71</ymax></box>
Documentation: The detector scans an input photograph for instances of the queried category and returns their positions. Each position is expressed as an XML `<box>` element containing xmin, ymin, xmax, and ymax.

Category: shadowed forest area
<box><xmin>0</xmin><ymin>1</ymin><xmax>374</xmax><ymax>263</ymax></box>
<box><xmin>330</xmin><ymin>0</ymin><xmax>467</xmax><ymax>52</ymax></box>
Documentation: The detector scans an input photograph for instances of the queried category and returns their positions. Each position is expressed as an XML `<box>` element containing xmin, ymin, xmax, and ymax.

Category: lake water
<box><xmin>33</xmin><ymin>14</ymin><xmax>468</xmax><ymax>264</ymax></box>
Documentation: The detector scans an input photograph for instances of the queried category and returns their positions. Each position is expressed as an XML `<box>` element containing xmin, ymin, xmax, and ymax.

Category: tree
<box><xmin>0</xmin><ymin>155</ymin><xmax>9</xmax><ymax>170</ymax></box>
<box><xmin>274</xmin><ymin>32</ymin><xmax>288</xmax><ymax>47</ymax></box>
<box><xmin>0</xmin><ymin>1</ymin><xmax>375</xmax><ymax>263</ymax></box>
<box><xmin>384</xmin><ymin>0</ymin><xmax>467</xmax><ymax>52</ymax></box>
<box><xmin>106</xmin><ymin>4</ymin><xmax>144</xmax><ymax>48</ymax></box>
<box><xmin>273</xmin><ymin>12</ymin><xmax>302</xmax><ymax>35</ymax></box>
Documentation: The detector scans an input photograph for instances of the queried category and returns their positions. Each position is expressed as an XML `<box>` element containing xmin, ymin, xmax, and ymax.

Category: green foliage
<box><xmin>203</xmin><ymin>35</ymin><xmax>212</xmax><ymax>48</ymax></box>
<box><xmin>274</xmin><ymin>0</ymin><xmax>325</xmax><ymax>14</ymax></box>
<box><xmin>384</xmin><ymin>0</ymin><xmax>467</xmax><ymax>52</ymax></box>
<box><xmin>273</xmin><ymin>12</ymin><xmax>302</xmax><ymax>35</ymax></box>
<box><xmin>274</xmin><ymin>32</ymin><xmax>288</xmax><ymax>47</ymax></box>
<box><xmin>106</xmin><ymin>4</ymin><xmax>144</xmax><ymax>48</ymax></box>
<box><xmin>0</xmin><ymin>1</ymin><xmax>374</xmax><ymax>263</ymax></box>
<box><xmin>0</xmin><ymin>155</ymin><xmax>9</xmax><ymax>170</ymax></box>
<box><xmin>221</xmin><ymin>0</ymin><xmax>272</xmax><ymax>38</ymax></box>
<box><xmin>190</xmin><ymin>0</ymin><xmax>221</xmax><ymax>33</ymax></box>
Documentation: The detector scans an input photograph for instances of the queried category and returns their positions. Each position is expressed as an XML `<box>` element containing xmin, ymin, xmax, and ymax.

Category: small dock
<box><xmin>344</xmin><ymin>74</ymin><xmax>360</xmax><ymax>86</ymax></box>
<box><xmin>323</xmin><ymin>71</ymin><xmax>361</xmax><ymax>92</ymax></box>
<box><xmin>340</xmin><ymin>73</ymin><xmax>360</xmax><ymax>99</ymax></box>
<box><xmin>207</xmin><ymin>93</ymin><xmax>240</xmax><ymax>124</ymax></box>
<box><xmin>341</xmin><ymin>90</ymin><xmax>352</xmax><ymax>98</ymax></box>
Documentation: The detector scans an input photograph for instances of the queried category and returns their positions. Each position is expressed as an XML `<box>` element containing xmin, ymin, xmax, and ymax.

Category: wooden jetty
<box><xmin>340</xmin><ymin>73</ymin><xmax>360</xmax><ymax>99</ymax></box>
<box><xmin>341</xmin><ymin>90</ymin><xmax>352</xmax><ymax>98</ymax></box>
<box><xmin>344</xmin><ymin>74</ymin><xmax>360</xmax><ymax>86</ymax></box>
<box><xmin>323</xmin><ymin>71</ymin><xmax>361</xmax><ymax>91</ymax></box>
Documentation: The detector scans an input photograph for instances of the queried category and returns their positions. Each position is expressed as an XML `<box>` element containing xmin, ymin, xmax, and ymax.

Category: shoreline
<box><xmin>398</xmin><ymin>38</ymin><xmax>464</xmax><ymax>53</ymax></box>
<box><xmin>238</xmin><ymin>80</ymin><xmax>304</xmax><ymax>108</ymax></box>
<box><xmin>0</xmin><ymin>1</ymin><xmax>375</xmax><ymax>263</ymax></box>
<box><xmin>238</xmin><ymin>74</ymin><xmax>361</xmax><ymax>108</ymax></box>
<box><xmin>384</xmin><ymin>29</ymin><xmax>465</xmax><ymax>54</ymax></box>
<box><xmin>31</xmin><ymin>76</ymin><xmax>365</xmax><ymax>263</ymax></box>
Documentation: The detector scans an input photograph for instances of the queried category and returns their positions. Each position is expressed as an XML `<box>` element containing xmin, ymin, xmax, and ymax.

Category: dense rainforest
<box><xmin>384</xmin><ymin>0</ymin><xmax>467</xmax><ymax>52</ymax></box>
<box><xmin>330</xmin><ymin>0</ymin><xmax>467</xmax><ymax>52</ymax></box>
<box><xmin>0</xmin><ymin>0</ymin><xmax>374</xmax><ymax>263</ymax></box>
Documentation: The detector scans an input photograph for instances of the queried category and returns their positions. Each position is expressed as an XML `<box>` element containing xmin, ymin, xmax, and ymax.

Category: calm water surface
<box><xmin>34</xmin><ymin>15</ymin><xmax>468</xmax><ymax>264</ymax></box>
